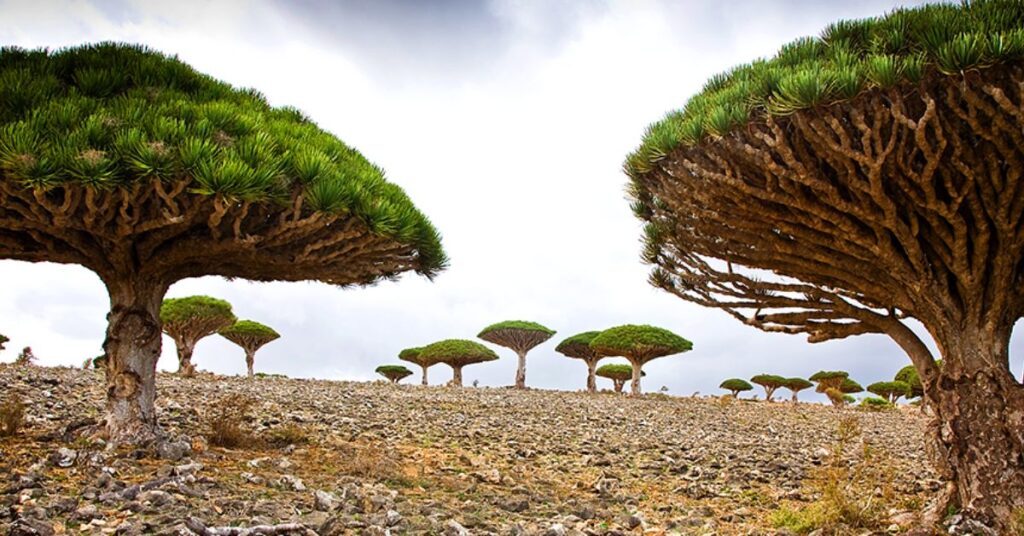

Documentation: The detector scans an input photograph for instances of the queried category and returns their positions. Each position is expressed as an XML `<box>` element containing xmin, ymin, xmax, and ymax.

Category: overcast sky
<box><xmin>1</xmin><ymin>0</ymin><xmax>1019</xmax><ymax>401</ymax></box>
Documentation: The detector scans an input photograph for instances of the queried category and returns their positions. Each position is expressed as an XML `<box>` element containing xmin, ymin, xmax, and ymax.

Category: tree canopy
<box><xmin>554</xmin><ymin>331</ymin><xmax>602</xmax><ymax>360</ymax></box>
<box><xmin>0</xmin><ymin>333</ymin><xmax>7</xmax><ymax>351</ymax></box>
<box><xmin>750</xmin><ymin>373</ymin><xmax>787</xmax><ymax>400</ymax></box>
<box><xmin>589</xmin><ymin>325</ymin><xmax>692</xmax><ymax>362</ymax></box>
<box><xmin>720</xmin><ymin>378</ymin><xmax>753</xmax><ymax>396</ymax></box>
<box><xmin>161</xmin><ymin>296</ymin><xmax>235</xmax><ymax>326</ymax></box>
<box><xmin>595</xmin><ymin>363</ymin><xmax>637</xmax><ymax>381</ymax></box>
<box><xmin>418</xmin><ymin>339</ymin><xmax>498</xmax><ymax>367</ymax></box>
<box><xmin>375</xmin><ymin>365</ymin><xmax>413</xmax><ymax>383</ymax></box>
<box><xmin>478</xmin><ymin>320</ymin><xmax>556</xmax><ymax>338</ymax></box>
<box><xmin>478</xmin><ymin>320</ymin><xmax>555</xmax><ymax>389</ymax></box>
<box><xmin>868</xmin><ymin>380</ymin><xmax>911</xmax><ymax>403</ymax></box>
<box><xmin>783</xmin><ymin>377</ymin><xmax>813</xmax><ymax>391</ymax></box>
<box><xmin>219</xmin><ymin>319</ymin><xmax>279</xmax><ymax>341</ymax></box>
<box><xmin>398</xmin><ymin>346</ymin><xmax>430</xmax><ymax>367</ymax></box>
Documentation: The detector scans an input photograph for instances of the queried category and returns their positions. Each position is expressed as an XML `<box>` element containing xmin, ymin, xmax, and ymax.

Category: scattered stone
<box><xmin>156</xmin><ymin>439</ymin><xmax>192</xmax><ymax>462</ymax></box>
<box><xmin>313</xmin><ymin>490</ymin><xmax>336</xmax><ymax>512</ymax></box>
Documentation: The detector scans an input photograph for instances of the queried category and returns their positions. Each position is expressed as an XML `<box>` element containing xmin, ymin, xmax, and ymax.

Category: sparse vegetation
<box><xmin>720</xmin><ymin>378</ymin><xmax>753</xmax><ymax>398</ymax></box>
<box><xmin>590</xmin><ymin>325</ymin><xmax>691</xmax><ymax>395</ymax></box>
<box><xmin>750</xmin><ymin>374</ymin><xmax>787</xmax><ymax>401</ymax></box>
<box><xmin>263</xmin><ymin>423</ymin><xmax>311</xmax><ymax>448</ymax></box>
<box><xmin>376</xmin><ymin>364</ymin><xmax>413</xmax><ymax>384</ymax></box>
<box><xmin>418</xmin><ymin>339</ymin><xmax>498</xmax><ymax>387</ymax></box>
<box><xmin>860</xmin><ymin>397</ymin><xmax>894</xmax><ymax>411</ymax></box>
<box><xmin>867</xmin><ymin>381</ymin><xmax>910</xmax><ymax>404</ymax></box>
<box><xmin>206</xmin><ymin>394</ymin><xmax>257</xmax><ymax>449</ymax></box>
<box><xmin>811</xmin><ymin>371</ymin><xmax>862</xmax><ymax>407</ymax></box>
<box><xmin>784</xmin><ymin>377</ymin><xmax>814</xmax><ymax>402</ymax></box>
<box><xmin>14</xmin><ymin>346</ymin><xmax>35</xmax><ymax>366</ymax></box>
<box><xmin>0</xmin><ymin>333</ymin><xmax>7</xmax><ymax>352</ymax></box>
<box><xmin>0</xmin><ymin>393</ymin><xmax>25</xmax><ymax>436</ymax></box>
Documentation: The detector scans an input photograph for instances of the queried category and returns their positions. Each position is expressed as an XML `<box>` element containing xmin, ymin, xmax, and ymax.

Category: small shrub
<box><xmin>206</xmin><ymin>394</ymin><xmax>258</xmax><ymax>449</ymax></box>
<box><xmin>0</xmin><ymin>393</ymin><xmax>26</xmax><ymax>437</ymax></box>
<box><xmin>15</xmin><ymin>347</ymin><xmax>35</xmax><ymax>366</ymax></box>
<box><xmin>860</xmin><ymin>397</ymin><xmax>894</xmax><ymax>411</ymax></box>
<box><xmin>263</xmin><ymin>423</ymin><xmax>311</xmax><ymax>448</ymax></box>
<box><xmin>334</xmin><ymin>440</ymin><xmax>402</xmax><ymax>481</ymax></box>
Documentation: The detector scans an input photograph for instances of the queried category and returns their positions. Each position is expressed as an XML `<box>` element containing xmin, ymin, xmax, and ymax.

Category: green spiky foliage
<box><xmin>750</xmin><ymin>373</ymin><xmax>788</xmax><ymax>401</ymax></box>
<box><xmin>783</xmin><ymin>377</ymin><xmax>814</xmax><ymax>402</ymax></box>
<box><xmin>161</xmin><ymin>296</ymin><xmax>236</xmax><ymax>376</ymax></box>
<box><xmin>719</xmin><ymin>378</ymin><xmax>754</xmax><ymax>398</ymax></box>
<box><xmin>398</xmin><ymin>346</ymin><xmax>434</xmax><ymax>386</ymax></box>
<box><xmin>867</xmin><ymin>380</ymin><xmax>911</xmax><ymax>403</ymax></box>
<box><xmin>555</xmin><ymin>331</ymin><xmax>603</xmax><ymax>392</ymax></box>
<box><xmin>375</xmin><ymin>364</ymin><xmax>413</xmax><ymax>384</ymax></box>
<box><xmin>861</xmin><ymin>396</ymin><xmax>895</xmax><ymax>411</ymax></box>
<box><xmin>596</xmin><ymin>363</ymin><xmax>643</xmax><ymax>393</ymax></box>
<box><xmin>478</xmin><ymin>320</ymin><xmax>555</xmax><ymax>389</ymax></box>
<box><xmin>418</xmin><ymin>339</ymin><xmax>498</xmax><ymax>387</ymax></box>
<box><xmin>0</xmin><ymin>43</ymin><xmax>447</xmax><ymax>444</ymax></box>
<box><xmin>589</xmin><ymin>324</ymin><xmax>692</xmax><ymax>395</ymax></box>
<box><xmin>0</xmin><ymin>333</ymin><xmax>6</xmax><ymax>352</ymax></box>
<box><xmin>218</xmin><ymin>320</ymin><xmax>280</xmax><ymax>378</ymax></box>
<box><xmin>625</xmin><ymin>1</ymin><xmax>1024</xmax><ymax>177</ymax></box>
<box><xmin>840</xmin><ymin>378</ymin><xmax>864</xmax><ymax>394</ymax></box>
<box><xmin>810</xmin><ymin>371</ymin><xmax>858</xmax><ymax>407</ymax></box>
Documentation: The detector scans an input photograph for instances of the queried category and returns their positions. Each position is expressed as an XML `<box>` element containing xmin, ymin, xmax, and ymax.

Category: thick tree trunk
<box><xmin>245</xmin><ymin>349</ymin><xmax>255</xmax><ymax>378</ymax></box>
<box><xmin>791</xmin><ymin>391</ymin><xmax>799</xmax><ymax>403</ymax></box>
<box><xmin>629</xmin><ymin>360</ymin><xmax>642</xmax><ymax>396</ymax></box>
<box><xmin>765</xmin><ymin>387</ymin><xmax>777</xmax><ymax>401</ymax></box>
<box><xmin>613</xmin><ymin>380</ymin><xmax>624</xmax><ymax>393</ymax></box>
<box><xmin>102</xmin><ymin>278</ymin><xmax>168</xmax><ymax>445</ymax></box>
<box><xmin>450</xmin><ymin>365</ymin><xmax>463</xmax><ymax>387</ymax></box>
<box><xmin>421</xmin><ymin>365</ymin><xmax>428</xmax><ymax>386</ymax></box>
<box><xmin>586</xmin><ymin>359</ymin><xmax>597</xmax><ymax>393</ymax></box>
<box><xmin>514</xmin><ymin>350</ymin><xmax>527</xmax><ymax>389</ymax></box>
<box><xmin>924</xmin><ymin>333</ymin><xmax>1024</xmax><ymax>531</ymax></box>
<box><xmin>176</xmin><ymin>339</ymin><xmax>196</xmax><ymax>377</ymax></box>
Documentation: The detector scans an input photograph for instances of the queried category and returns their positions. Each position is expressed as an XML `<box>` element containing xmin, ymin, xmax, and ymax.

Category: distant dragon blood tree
<box><xmin>590</xmin><ymin>324</ymin><xmax>691</xmax><ymax>395</ymax></box>
<box><xmin>719</xmin><ymin>378</ymin><xmax>753</xmax><ymax>398</ymax></box>
<box><xmin>160</xmin><ymin>296</ymin><xmax>235</xmax><ymax>376</ymax></box>
<box><xmin>417</xmin><ymin>339</ymin><xmax>497</xmax><ymax>387</ymax></box>
<box><xmin>896</xmin><ymin>364</ymin><xmax>925</xmax><ymax>399</ymax></box>
<box><xmin>375</xmin><ymin>365</ymin><xmax>413</xmax><ymax>384</ymax></box>
<box><xmin>810</xmin><ymin>371</ymin><xmax>862</xmax><ymax>407</ymax></box>
<box><xmin>625</xmin><ymin>2</ymin><xmax>1024</xmax><ymax>527</ymax></box>
<box><xmin>554</xmin><ymin>331</ymin><xmax>602</xmax><ymax>392</ymax></box>
<box><xmin>218</xmin><ymin>319</ymin><xmax>279</xmax><ymax>378</ymax></box>
<box><xmin>750</xmin><ymin>373</ymin><xmax>787</xmax><ymax>401</ymax></box>
<box><xmin>0</xmin><ymin>44</ymin><xmax>446</xmax><ymax>444</ymax></box>
<box><xmin>596</xmin><ymin>364</ymin><xmax>638</xmax><ymax>393</ymax></box>
<box><xmin>0</xmin><ymin>333</ymin><xmax>7</xmax><ymax>352</ymax></box>
<box><xmin>868</xmin><ymin>380</ymin><xmax>911</xmax><ymax>404</ymax></box>
<box><xmin>398</xmin><ymin>346</ymin><xmax>431</xmax><ymax>386</ymax></box>
<box><xmin>478</xmin><ymin>320</ymin><xmax>555</xmax><ymax>389</ymax></box>
<box><xmin>783</xmin><ymin>377</ymin><xmax>813</xmax><ymax>402</ymax></box>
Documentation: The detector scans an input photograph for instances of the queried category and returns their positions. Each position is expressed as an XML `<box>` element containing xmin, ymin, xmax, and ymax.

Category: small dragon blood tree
<box><xmin>596</xmin><ymin>364</ymin><xmax>639</xmax><ymax>393</ymax></box>
<box><xmin>375</xmin><ymin>365</ymin><xmax>413</xmax><ymax>384</ymax></box>
<box><xmin>554</xmin><ymin>331</ymin><xmax>603</xmax><ymax>392</ymax></box>
<box><xmin>589</xmin><ymin>324</ymin><xmax>691</xmax><ymax>395</ymax></box>
<box><xmin>0</xmin><ymin>44</ymin><xmax>446</xmax><ymax>444</ymax></box>
<box><xmin>719</xmin><ymin>378</ymin><xmax>753</xmax><ymax>398</ymax></box>
<box><xmin>868</xmin><ymin>380</ymin><xmax>911</xmax><ymax>404</ymax></box>
<box><xmin>626</xmin><ymin>2</ymin><xmax>1024</xmax><ymax>525</ymax></box>
<box><xmin>160</xmin><ymin>296</ymin><xmax>235</xmax><ymax>376</ymax></box>
<box><xmin>398</xmin><ymin>346</ymin><xmax>432</xmax><ymax>386</ymax></box>
<box><xmin>218</xmin><ymin>319</ymin><xmax>279</xmax><ymax>378</ymax></box>
<box><xmin>418</xmin><ymin>339</ymin><xmax>497</xmax><ymax>387</ymax></box>
<box><xmin>478</xmin><ymin>320</ymin><xmax>555</xmax><ymax>389</ymax></box>
<box><xmin>810</xmin><ymin>371</ymin><xmax>863</xmax><ymax>407</ymax></box>
<box><xmin>783</xmin><ymin>377</ymin><xmax>814</xmax><ymax>403</ymax></box>
<box><xmin>750</xmin><ymin>373</ymin><xmax>787</xmax><ymax>402</ymax></box>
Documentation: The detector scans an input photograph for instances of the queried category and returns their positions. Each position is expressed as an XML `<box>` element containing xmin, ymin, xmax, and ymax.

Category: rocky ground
<box><xmin>0</xmin><ymin>364</ymin><xmax>940</xmax><ymax>535</ymax></box>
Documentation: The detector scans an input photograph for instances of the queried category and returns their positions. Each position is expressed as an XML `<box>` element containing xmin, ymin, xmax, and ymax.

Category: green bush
<box><xmin>860</xmin><ymin>397</ymin><xmax>894</xmax><ymax>411</ymax></box>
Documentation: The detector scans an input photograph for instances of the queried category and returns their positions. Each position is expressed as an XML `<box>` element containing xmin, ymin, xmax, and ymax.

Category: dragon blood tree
<box><xmin>0</xmin><ymin>44</ymin><xmax>446</xmax><ymax>444</ymax></box>
<box><xmin>783</xmin><ymin>377</ymin><xmax>814</xmax><ymax>403</ymax></box>
<box><xmin>719</xmin><ymin>378</ymin><xmax>753</xmax><ymax>398</ymax></box>
<box><xmin>625</xmin><ymin>2</ymin><xmax>1024</xmax><ymax>526</ymax></box>
<box><xmin>555</xmin><ymin>331</ymin><xmax>603</xmax><ymax>392</ymax></box>
<box><xmin>398</xmin><ymin>346</ymin><xmax>432</xmax><ymax>386</ymax></box>
<box><xmin>896</xmin><ymin>364</ymin><xmax>925</xmax><ymax>399</ymax></box>
<box><xmin>161</xmin><ymin>296</ymin><xmax>235</xmax><ymax>376</ymax></box>
<box><xmin>0</xmin><ymin>333</ymin><xmax>7</xmax><ymax>352</ymax></box>
<box><xmin>596</xmin><ymin>363</ymin><xmax>639</xmax><ymax>393</ymax></box>
<box><xmin>810</xmin><ymin>371</ymin><xmax>862</xmax><ymax>407</ymax></box>
<box><xmin>868</xmin><ymin>380</ymin><xmax>911</xmax><ymax>404</ymax></box>
<box><xmin>418</xmin><ymin>339</ymin><xmax>497</xmax><ymax>387</ymax></box>
<box><xmin>750</xmin><ymin>373</ymin><xmax>787</xmax><ymax>401</ymax></box>
<box><xmin>218</xmin><ymin>319</ymin><xmax>279</xmax><ymax>378</ymax></box>
<box><xmin>589</xmin><ymin>324</ymin><xmax>691</xmax><ymax>395</ymax></box>
<box><xmin>375</xmin><ymin>365</ymin><xmax>413</xmax><ymax>384</ymax></box>
<box><xmin>478</xmin><ymin>320</ymin><xmax>555</xmax><ymax>389</ymax></box>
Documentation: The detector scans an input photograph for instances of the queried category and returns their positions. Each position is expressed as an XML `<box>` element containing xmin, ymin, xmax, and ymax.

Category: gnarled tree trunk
<box><xmin>629</xmin><ymin>360</ymin><xmax>643</xmax><ymax>396</ymax></box>
<box><xmin>102</xmin><ymin>278</ymin><xmax>168</xmax><ymax>445</ymax></box>
<box><xmin>923</xmin><ymin>330</ymin><xmax>1024</xmax><ymax>529</ymax></box>
<box><xmin>450</xmin><ymin>365</ymin><xmax>463</xmax><ymax>387</ymax></box>
<box><xmin>175</xmin><ymin>339</ymin><xmax>196</xmax><ymax>377</ymax></box>
<box><xmin>514</xmin><ymin>350</ymin><xmax>527</xmax><ymax>389</ymax></box>
<box><xmin>586</xmin><ymin>359</ymin><xmax>597</xmax><ymax>393</ymax></box>
<box><xmin>613</xmin><ymin>379</ymin><xmax>625</xmax><ymax>393</ymax></box>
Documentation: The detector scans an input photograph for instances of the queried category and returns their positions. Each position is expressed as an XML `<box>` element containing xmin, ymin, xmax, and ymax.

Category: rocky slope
<box><xmin>0</xmin><ymin>365</ymin><xmax>937</xmax><ymax>535</ymax></box>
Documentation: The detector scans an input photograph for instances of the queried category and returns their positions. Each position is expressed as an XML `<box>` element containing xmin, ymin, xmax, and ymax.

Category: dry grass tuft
<box><xmin>206</xmin><ymin>394</ymin><xmax>258</xmax><ymax>449</ymax></box>
<box><xmin>771</xmin><ymin>416</ymin><xmax>898</xmax><ymax>534</ymax></box>
<box><xmin>0</xmin><ymin>393</ymin><xmax>25</xmax><ymax>436</ymax></box>
<box><xmin>332</xmin><ymin>439</ymin><xmax>403</xmax><ymax>481</ymax></box>
<box><xmin>263</xmin><ymin>423</ymin><xmax>311</xmax><ymax>448</ymax></box>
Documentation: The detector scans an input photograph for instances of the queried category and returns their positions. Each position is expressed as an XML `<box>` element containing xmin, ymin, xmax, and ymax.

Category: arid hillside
<box><xmin>0</xmin><ymin>365</ymin><xmax>938</xmax><ymax>535</ymax></box>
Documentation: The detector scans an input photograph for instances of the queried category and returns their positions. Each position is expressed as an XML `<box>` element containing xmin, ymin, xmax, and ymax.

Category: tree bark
<box><xmin>765</xmin><ymin>387</ymin><xmax>777</xmax><ymax>401</ymax></box>
<box><xmin>102</xmin><ymin>278</ymin><xmax>168</xmax><ymax>445</ymax></box>
<box><xmin>450</xmin><ymin>365</ymin><xmax>463</xmax><ymax>387</ymax></box>
<box><xmin>586</xmin><ymin>359</ymin><xmax>597</xmax><ymax>393</ymax></box>
<box><xmin>245</xmin><ymin>349</ymin><xmax>255</xmax><ymax>378</ymax></box>
<box><xmin>514</xmin><ymin>350</ymin><xmax>527</xmax><ymax>389</ymax></box>
<box><xmin>176</xmin><ymin>339</ymin><xmax>196</xmax><ymax>377</ymax></box>
<box><xmin>923</xmin><ymin>332</ymin><xmax>1024</xmax><ymax>530</ymax></box>
<box><xmin>420</xmin><ymin>365</ymin><xmax>428</xmax><ymax>386</ymax></box>
<box><xmin>613</xmin><ymin>379</ymin><xmax>624</xmax><ymax>393</ymax></box>
<box><xmin>628</xmin><ymin>359</ymin><xmax>643</xmax><ymax>396</ymax></box>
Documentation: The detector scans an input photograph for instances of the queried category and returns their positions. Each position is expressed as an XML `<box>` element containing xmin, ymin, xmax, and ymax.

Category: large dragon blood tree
<box><xmin>417</xmin><ymin>339</ymin><xmax>498</xmax><ymax>387</ymax></box>
<box><xmin>478</xmin><ymin>320</ymin><xmax>555</xmax><ymax>389</ymax></box>
<box><xmin>398</xmin><ymin>346</ymin><xmax>432</xmax><ymax>386</ymax></box>
<box><xmin>161</xmin><ymin>295</ymin><xmax>236</xmax><ymax>376</ymax></box>
<box><xmin>554</xmin><ymin>330</ymin><xmax>603</xmax><ymax>392</ymax></box>
<box><xmin>0</xmin><ymin>44</ymin><xmax>446</xmax><ymax>445</ymax></box>
<box><xmin>625</xmin><ymin>2</ymin><xmax>1024</xmax><ymax>528</ymax></box>
<box><xmin>589</xmin><ymin>324</ymin><xmax>691</xmax><ymax>395</ymax></box>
